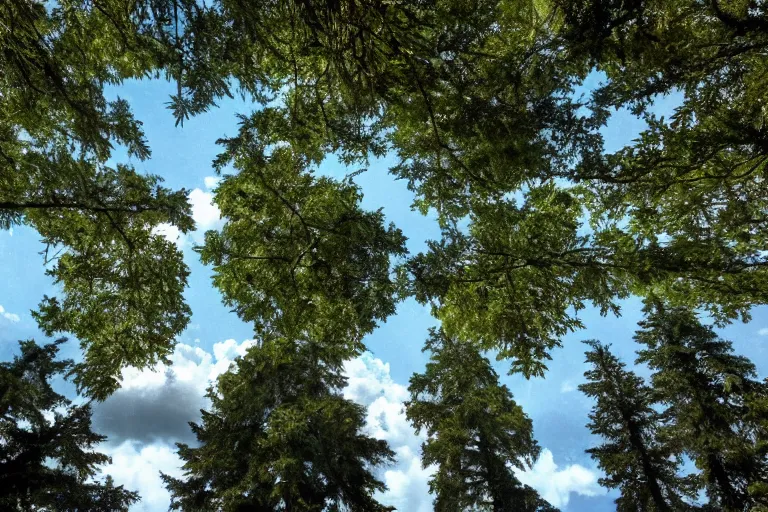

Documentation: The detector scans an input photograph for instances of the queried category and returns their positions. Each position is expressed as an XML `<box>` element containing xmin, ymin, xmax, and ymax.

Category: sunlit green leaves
<box><xmin>407</xmin><ymin>185</ymin><xmax>630</xmax><ymax>377</ymax></box>
<box><xmin>200</xmin><ymin>141</ymin><xmax>407</xmax><ymax>349</ymax></box>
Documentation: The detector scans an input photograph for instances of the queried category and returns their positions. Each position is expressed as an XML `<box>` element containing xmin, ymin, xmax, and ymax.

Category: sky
<box><xmin>1</xmin><ymin>77</ymin><xmax>768</xmax><ymax>512</ymax></box>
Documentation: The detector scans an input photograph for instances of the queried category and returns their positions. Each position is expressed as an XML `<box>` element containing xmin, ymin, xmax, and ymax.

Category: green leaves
<box><xmin>406</xmin><ymin>329</ymin><xmax>557</xmax><ymax>511</ymax></box>
<box><xmin>7</xmin><ymin>162</ymin><xmax>194</xmax><ymax>400</ymax></box>
<box><xmin>1</xmin><ymin>1</ymin><xmax>194</xmax><ymax>399</ymax></box>
<box><xmin>407</xmin><ymin>185</ymin><xmax>629</xmax><ymax>377</ymax></box>
<box><xmin>199</xmin><ymin>142</ymin><xmax>407</xmax><ymax>349</ymax></box>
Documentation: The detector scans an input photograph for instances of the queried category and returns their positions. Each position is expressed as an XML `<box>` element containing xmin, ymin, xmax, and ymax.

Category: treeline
<box><xmin>1</xmin><ymin>0</ymin><xmax>767</xmax><ymax>510</ymax></box>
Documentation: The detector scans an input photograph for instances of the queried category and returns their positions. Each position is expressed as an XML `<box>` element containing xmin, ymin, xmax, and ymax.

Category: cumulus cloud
<box><xmin>188</xmin><ymin>187</ymin><xmax>222</xmax><ymax>232</ymax></box>
<box><xmin>759</xmin><ymin>327</ymin><xmax>768</xmax><ymax>336</ymax></box>
<box><xmin>100</xmin><ymin>442</ymin><xmax>184</xmax><ymax>512</ymax></box>
<box><xmin>152</xmin><ymin>177</ymin><xmax>223</xmax><ymax>247</ymax></box>
<box><xmin>98</xmin><ymin>343</ymin><xmax>604</xmax><ymax>511</ymax></box>
<box><xmin>204</xmin><ymin>176</ymin><xmax>222</xmax><ymax>190</ymax></box>
<box><xmin>517</xmin><ymin>449</ymin><xmax>605</xmax><ymax>508</ymax></box>
<box><xmin>0</xmin><ymin>304</ymin><xmax>20</xmax><ymax>323</ymax></box>
<box><xmin>94</xmin><ymin>339</ymin><xmax>256</xmax><ymax>444</ymax></box>
<box><xmin>560</xmin><ymin>380</ymin><xmax>576</xmax><ymax>393</ymax></box>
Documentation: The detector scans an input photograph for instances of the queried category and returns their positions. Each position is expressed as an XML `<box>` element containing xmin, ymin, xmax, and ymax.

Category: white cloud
<box><xmin>101</xmin><ymin>442</ymin><xmax>183</xmax><ymax>512</ymax></box>
<box><xmin>204</xmin><ymin>176</ymin><xmax>222</xmax><ymax>190</ymax></box>
<box><xmin>151</xmin><ymin>180</ymin><xmax>223</xmax><ymax>248</ymax></box>
<box><xmin>118</xmin><ymin>338</ymin><xmax>256</xmax><ymax>395</ymax></box>
<box><xmin>560</xmin><ymin>380</ymin><xmax>576</xmax><ymax>393</ymax></box>
<box><xmin>517</xmin><ymin>449</ymin><xmax>605</xmax><ymax>508</ymax></box>
<box><xmin>759</xmin><ymin>327</ymin><xmax>768</xmax><ymax>336</ymax></box>
<box><xmin>189</xmin><ymin>187</ymin><xmax>222</xmax><ymax>232</ymax></box>
<box><xmin>0</xmin><ymin>304</ymin><xmax>20</xmax><ymax>323</ymax></box>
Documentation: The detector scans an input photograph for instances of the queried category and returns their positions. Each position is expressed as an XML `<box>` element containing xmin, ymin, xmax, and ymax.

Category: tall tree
<box><xmin>579</xmin><ymin>340</ymin><xmax>695</xmax><ymax>511</ymax></box>
<box><xmin>1</xmin><ymin>0</ymin><xmax>194</xmax><ymax>399</ymax></box>
<box><xmin>162</xmin><ymin>336</ymin><xmax>395</xmax><ymax>511</ymax></box>
<box><xmin>0</xmin><ymin>339</ymin><xmax>138</xmax><ymax>510</ymax></box>
<box><xmin>635</xmin><ymin>300</ymin><xmax>768</xmax><ymax>511</ymax></box>
<box><xmin>406</xmin><ymin>328</ymin><xmax>557</xmax><ymax>511</ymax></box>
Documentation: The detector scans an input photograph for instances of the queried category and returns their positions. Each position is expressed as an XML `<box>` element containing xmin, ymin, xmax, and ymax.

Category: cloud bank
<box><xmin>96</xmin><ymin>340</ymin><xmax>605</xmax><ymax>511</ymax></box>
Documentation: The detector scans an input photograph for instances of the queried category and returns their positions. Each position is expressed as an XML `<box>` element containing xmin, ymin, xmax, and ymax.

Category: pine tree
<box><xmin>406</xmin><ymin>328</ymin><xmax>557</xmax><ymax>512</ymax></box>
<box><xmin>162</xmin><ymin>336</ymin><xmax>395</xmax><ymax>511</ymax></box>
<box><xmin>0</xmin><ymin>339</ymin><xmax>138</xmax><ymax>510</ymax></box>
<box><xmin>635</xmin><ymin>300</ymin><xmax>768</xmax><ymax>511</ymax></box>
<box><xmin>579</xmin><ymin>340</ymin><xmax>696</xmax><ymax>511</ymax></box>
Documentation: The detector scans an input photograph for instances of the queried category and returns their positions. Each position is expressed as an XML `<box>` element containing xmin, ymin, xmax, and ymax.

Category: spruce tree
<box><xmin>0</xmin><ymin>339</ymin><xmax>138</xmax><ymax>510</ymax></box>
<box><xmin>635</xmin><ymin>300</ymin><xmax>768</xmax><ymax>511</ymax></box>
<box><xmin>579</xmin><ymin>340</ymin><xmax>695</xmax><ymax>511</ymax></box>
<box><xmin>162</xmin><ymin>336</ymin><xmax>395</xmax><ymax>511</ymax></box>
<box><xmin>406</xmin><ymin>328</ymin><xmax>557</xmax><ymax>512</ymax></box>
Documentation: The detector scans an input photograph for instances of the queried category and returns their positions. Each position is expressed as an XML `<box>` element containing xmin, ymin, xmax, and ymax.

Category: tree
<box><xmin>579</xmin><ymin>340</ymin><xmax>696</xmax><ymax>511</ymax></box>
<box><xmin>0</xmin><ymin>339</ymin><xmax>139</xmax><ymax>510</ymax></box>
<box><xmin>162</xmin><ymin>336</ymin><xmax>395</xmax><ymax>511</ymax></box>
<box><xmin>635</xmin><ymin>300</ymin><xmax>768</xmax><ymax>511</ymax></box>
<box><xmin>1</xmin><ymin>0</ymin><xmax>194</xmax><ymax>399</ymax></box>
<box><xmin>6</xmin><ymin>0</ymin><xmax>768</xmax><ymax>382</ymax></box>
<box><xmin>406</xmin><ymin>328</ymin><xmax>557</xmax><ymax>511</ymax></box>
<box><xmin>198</xmin><ymin>108</ymin><xmax>408</xmax><ymax>349</ymax></box>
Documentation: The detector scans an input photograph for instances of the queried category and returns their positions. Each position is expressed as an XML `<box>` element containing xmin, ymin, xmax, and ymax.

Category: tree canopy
<box><xmin>2</xmin><ymin>0</ymin><xmax>768</xmax><ymax>509</ymax></box>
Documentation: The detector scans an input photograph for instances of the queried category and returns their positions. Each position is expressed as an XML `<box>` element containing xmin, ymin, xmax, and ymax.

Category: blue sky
<box><xmin>1</xmin><ymin>77</ymin><xmax>767</xmax><ymax>511</ymax></box>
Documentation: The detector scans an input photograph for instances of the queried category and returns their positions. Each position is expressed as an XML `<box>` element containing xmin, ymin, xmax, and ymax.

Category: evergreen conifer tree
<box><xmin>635</xmin><ymin>300</ymin><xmax>768</xmax><ymax>511</ymax></box>
<box><xmin>162</xmin><ymin>336</ymin><xmax>395</xmax><ymax>511</ymax></box>
<box><xmin>406</xmin><ymin>329</ymin><xmax>557</xmax><ymax>512</ymax></box>
<box><xmin>0</xmin><ymin>339</ymin><xmax>138</xmax><ymax>510</ymax></box>
<box><xmin>579</xmin><ymin>340</ymin><xmax>696</xmax><ymax>511</ymax></box>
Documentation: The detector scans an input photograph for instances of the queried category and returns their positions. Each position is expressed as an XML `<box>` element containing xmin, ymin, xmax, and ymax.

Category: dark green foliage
<box><xmin>635</xmin><ymin>300</ymin><xmax>768</xmax><ymax>511</ymax></box>
<box><xmin>579</xmin><ymin>341</ymin><xmax>696</xmax><ymax>511</ymax></box>
<box><xmin>162</xmin><ymin>337</ymin><xmax>395</xmax><ymax>511</ymax></box>
<box><xmin>198</xmin><ymin>113</ymin><xmax>408</xmax><ymax>347</ymax></box>
<box><xmin>0</xmin><ymin>339</ymin><xmax>139</xmax><ymax>510</ymax></box>
<box><xmin>406</xmin><ymin>329</ymin><xmax>557</xmax><ymax>511</ymax></box>
<box><xmin>406</xmin><ymin>185</ymin><xmax>630</xmax><ymax>377</ymax></box>
<box><xmin>1</xmin><ymin>0</ymin><xmax>194</xmax><ymax>399</ymax></box>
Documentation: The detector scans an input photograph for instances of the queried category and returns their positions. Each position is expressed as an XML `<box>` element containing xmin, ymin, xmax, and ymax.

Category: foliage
<box><xmin>0</xmin><ymin>339</ymin><xmax>138</xmax><ymax>510</ymax></box>
<box><xmin>0</xmin><ymin>0</ymin><xmax>194</xmax><ymax>399</ymax></box>
<box><xmin>406</xmin><ymin>328</ymin><xmax>557</xmax><ymax>511</ymax></box>
<box><xmin>198</xmin><ymin>110</ymin><xmax>408</xmax><ymax>348</ymax></box>
<box><xmin>579</xmin><ymin>340</ymin><xmax>697</xmax><ymax>511</ymax></box>
<box><xmin>162</xmin><ymin>336</ymin><xmax>395</xmax><ymax>511</ymax></box>
<box><xmin>635</xmin><ymin>300</ymin><xmax>768</xmax><ymax>511</ymax></box>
